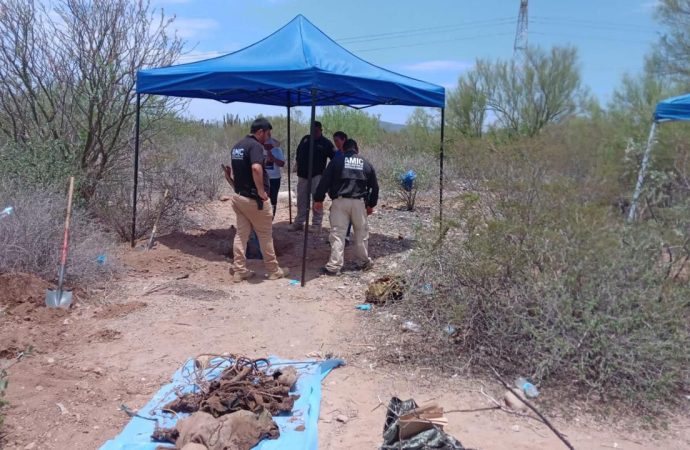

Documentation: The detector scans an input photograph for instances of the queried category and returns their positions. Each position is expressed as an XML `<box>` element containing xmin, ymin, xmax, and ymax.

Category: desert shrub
<box><xmin>364</xmin><ymin>143</ymin><xmax>435</xmax><ymax>205</ymax></box>
<box><xmin>389</xmin><ymin>132</ymin><xmax>690</xmax><ymax>412</ymax></box>
<box><xmin>0</xmin><ymin>179</ymin><xmax>116</xmax><ymax>284</ymax></box>
<box><xmin>90</xmin><ymin>122</ymin><xmax>229</xmax><ymax>242</ymax></box>
<box><xmin>175</xmin><ymin>139</ymin><xmax>227</xmax><ymax>201</ymax></box>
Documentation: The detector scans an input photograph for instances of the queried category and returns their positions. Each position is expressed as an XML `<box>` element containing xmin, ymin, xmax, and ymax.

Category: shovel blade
<box><xmin>45</xmin><ymin>290</ymin><xmax>73</xmax><ymax>309</ymax></box>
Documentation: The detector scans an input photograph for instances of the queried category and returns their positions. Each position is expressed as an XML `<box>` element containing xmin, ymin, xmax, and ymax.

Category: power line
<box><xmin>336</xmin><ymin>17</ymin><xmax>514</xmax><ymax>43</ymax></box>
<box><xmin>530</xmin><ymin>31</ymin><xmax>652</xmax><ymax>45</ymax></box>
<box><xmin>531</xmin><ymin>16</ymin><xmax>658</xmax><ymax>33</ymax></box>
<box><xmin>351</xmin><ymin>32</ymin><xmax>514</xmax><ymax>53</ymax></box>
<box><xmin>177</xmin><ymin>16</ymin><xmax>658</xmax><ymax>61</ymax></box>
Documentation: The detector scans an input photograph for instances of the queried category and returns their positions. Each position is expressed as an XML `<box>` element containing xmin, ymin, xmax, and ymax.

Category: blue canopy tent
<box><xmin>628</xmin><ymin>93</ymin><xmax>690</xmax><ymax>221</ymax></box>
<box><xmin>134</xmin><ymin>14</ymin><xmax>446</xmax><ymax>285</ymax></box>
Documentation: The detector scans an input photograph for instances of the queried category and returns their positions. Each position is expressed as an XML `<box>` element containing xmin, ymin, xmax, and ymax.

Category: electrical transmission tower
<box><xmin>513</xmin><ymin>0</ymin><xmax>528</xmax><ymax>56</ymax></box>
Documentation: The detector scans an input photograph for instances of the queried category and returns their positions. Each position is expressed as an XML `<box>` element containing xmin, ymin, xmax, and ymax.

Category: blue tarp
<box><xmin>136</xmin><ymin>15</ymin><xmax>445</xmax><ymax>108</ymax></box>
<box><xmin>654</xmin><ymin>93</ymin><xmax>690</xmax><ymax>122</ymax></box>
<box><xmin>100</xmin><ymin>357</ymin><xmax>344</xmax><ymax>450</ymax></box>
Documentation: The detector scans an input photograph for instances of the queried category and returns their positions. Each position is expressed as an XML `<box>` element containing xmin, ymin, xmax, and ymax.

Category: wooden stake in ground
<box><xmin>146</xmin><ymin>189</ymin><xmax>170</xmax><ymax>251</ymax></box>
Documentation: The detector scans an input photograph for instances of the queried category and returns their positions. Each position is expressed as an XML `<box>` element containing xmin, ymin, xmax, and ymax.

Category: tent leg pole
<box><xmin>287</xmin><ymin>100</ymin><xmax>292</xmax><ymax>224</ymax></box>
<box><xmin>131</xmin><ymin>93</ymin><xmax>141</xmax><ymax>248</ymax></box>
<box><xmin>439</xmin><ymin>107</ymin><xmax>445</xmax><ymax>234</ymax></box>
<box><xmin>628</xmin><ymin>121</ymin><xmax>657</xmax><ymax>222</ymax></box>
<box><xmin>301</xmin><ymin>89</ymin><xmax>317</xmax><ymax>287</ymax></box>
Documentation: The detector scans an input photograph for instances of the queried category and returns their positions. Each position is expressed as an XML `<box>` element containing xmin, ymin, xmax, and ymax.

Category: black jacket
<box><xmin>295</xmin><ymin>134</ymin><xmax>335</xmax><ymax>178</ymax></box>
<box><xmin>314</xmin><ymin>151</ymin><xmax>379</xmax><ymax>208</ymax></box>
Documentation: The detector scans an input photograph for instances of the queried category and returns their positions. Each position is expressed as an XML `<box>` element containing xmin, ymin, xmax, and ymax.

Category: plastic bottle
<box><xmin>515</xmin><ymin>377</ymin><xmax>539</xmax><ymax>398</ymax></box>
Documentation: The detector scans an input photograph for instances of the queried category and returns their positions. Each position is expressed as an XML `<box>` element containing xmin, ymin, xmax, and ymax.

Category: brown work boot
<box><xmin>267</xmin><ymin>267</ymin><xmax>290</xmax><ymax>280</ymax></box>
<box><xmin>233</xmin><ymin>270</ymin><xmax>255</xmax><ymax>283</ymax></box>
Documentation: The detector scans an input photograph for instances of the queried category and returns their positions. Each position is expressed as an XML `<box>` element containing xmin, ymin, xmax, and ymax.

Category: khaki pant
<box><xmin>326</xmin><ymin>198</ymin><xmax>371</xmax><ymax>272</ymax></box>
<box><xmin>231</xmin><ymin>194</ymin><xmax>280</xmax><ymax>275</ymax></box>
<box><xmin>295</xmin><ymin>175</ymin><xmax>322</xmax><ymax>227</ymax></box>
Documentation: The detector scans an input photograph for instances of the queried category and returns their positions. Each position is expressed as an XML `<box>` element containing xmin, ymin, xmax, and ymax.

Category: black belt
<box><xmin>237</xmin><ymin>189</ymin><xmax>264</xmax><ymax>210</ymax></box>
<box><xmin>335</xmin><ymin>195</ymin><xmax>365</xmax><ymax>200</ymax></box>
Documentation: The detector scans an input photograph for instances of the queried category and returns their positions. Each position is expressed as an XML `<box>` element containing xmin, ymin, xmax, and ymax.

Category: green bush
<box><xmin>0</xmin><ymin>140</ymin><xmax>77</xmax><ymax>189</ymax></box>
<box><xmin>392</xmin><ymin>128</ymin><xmax>690</xmax><ymax>412</ymax></box>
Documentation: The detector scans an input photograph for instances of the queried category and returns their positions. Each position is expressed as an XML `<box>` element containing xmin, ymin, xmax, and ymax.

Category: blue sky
<box><xmin>153</xmin><ymin>0</ymin><xmax>662</xmax><ymax>124</ymax></box>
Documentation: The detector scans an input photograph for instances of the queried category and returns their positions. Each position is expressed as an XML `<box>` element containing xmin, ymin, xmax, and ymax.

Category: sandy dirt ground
<box><xmin>1</xmin><ymin>196</ymin><xmax>689</xmax><ymax>450</ymax></box>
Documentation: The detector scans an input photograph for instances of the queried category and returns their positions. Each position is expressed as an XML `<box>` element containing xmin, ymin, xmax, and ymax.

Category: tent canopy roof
<box><xmin>136</xmin><ymin>14</ymin><xmax>445</xmax><ymax>108</ymax></box>
<box><xmin>654</xmin><ymin>93</ymin><xmax>690</xmax><ymax>122</ymax></box>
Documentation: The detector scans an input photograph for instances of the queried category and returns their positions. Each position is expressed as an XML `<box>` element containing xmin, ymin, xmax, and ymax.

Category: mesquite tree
<box><xmin>446</xmin><ymin>46</ymin><xmax>582</xmax><ymax>137</ymax></box>
<box><xmin>0</xmin><ymin>0</ymin><xmax>183</xmax><ymax>195</ymax></box>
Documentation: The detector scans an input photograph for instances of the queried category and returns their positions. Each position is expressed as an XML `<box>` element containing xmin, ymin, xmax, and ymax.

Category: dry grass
<box><xmin>0</xmin><ymin>179</ymin><xmax>117</xmax><ymax>285</ymax></box>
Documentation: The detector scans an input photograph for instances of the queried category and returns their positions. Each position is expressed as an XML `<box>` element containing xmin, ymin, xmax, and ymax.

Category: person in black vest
<box><xmin>291</xmin><ymin>121</ymin><xmax>335</xmax><ymax>231</ymax></box>
<box><xmin>313</xmin><ymin>138</ymin><xmax>379</xmax><ymax>276</ymax></box>
<box><xmin>228</xmin><ymin>117</ymin><xmax>289</xmax><ymax>282</ymax></box>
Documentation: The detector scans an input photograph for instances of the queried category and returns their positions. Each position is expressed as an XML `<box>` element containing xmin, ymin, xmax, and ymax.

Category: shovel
<box><xmin>46</xmin><ymin>176</ymin><xmax>75</xmax><ymax>309</ymax></box>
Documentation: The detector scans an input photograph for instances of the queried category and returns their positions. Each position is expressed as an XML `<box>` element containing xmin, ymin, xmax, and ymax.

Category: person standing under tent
<box><xmin>332</xmin><ymin>131</ymin><xmax>348</xmax><ymax>156</ymax></box>
<box><xmin>228</xmin><ymin>117</ymin><xmax>289</xmax><ymax>283</ymax></box>
<box><xmin>291</xmin><ymin>121</ymin><xmax>335</xmax><ymax>231</ymax></box>
<box><xmin>313</xmin><ymin>138</ymin><xmax>379</xmax><ymax>276</ymax></box>
<box><xmin>333</xmin><ymin>130</ymin><xmax>353</xmax><ymax>242</ymax></box>
<box><xmin>263</xmin><ymin>129</ymin><xmax>285</xmax><ymax>219</ymax></box>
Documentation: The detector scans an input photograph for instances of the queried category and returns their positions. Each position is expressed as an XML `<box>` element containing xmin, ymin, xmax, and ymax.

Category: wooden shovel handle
<box><xmin>59</xmin><ymin>177</ymin><xmax>75</xmax><ymax>266</ymax></box>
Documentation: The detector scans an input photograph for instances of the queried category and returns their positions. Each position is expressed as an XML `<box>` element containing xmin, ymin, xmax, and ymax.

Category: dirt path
<box><xmin>1</xmin><ymin>198</ymin><xmax>689</xmax><ymax>450</ymax></box>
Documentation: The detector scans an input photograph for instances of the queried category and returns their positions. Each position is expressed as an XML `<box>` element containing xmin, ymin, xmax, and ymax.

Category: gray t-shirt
<box><xmin>264</xmin><ymin>138</ymin><xmax>285</xmax><ymax>180</ymax></box>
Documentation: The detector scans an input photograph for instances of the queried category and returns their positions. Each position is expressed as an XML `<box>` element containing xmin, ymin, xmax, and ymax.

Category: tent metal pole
<box><xmin>628</xmin><ymin>121</ymin><xmax>657</xmax><ymax>222</ymax></box>
<box><xmin>439</xmin><ymin>107</ymin><xmax>445</xmax><ymax>230</ymax></box>
<box><xmin>131</xmin><ymin>93</ymin><xmax>141</xmax><ymax>248</ymax></box>
<box><xmin>300</xmin><ymin>88</ymin><xmax>317</xmax><ymax>287</ymax></box>
<box><xmin>286</xmin><ymin>94</ymin><xmax>292</xmax><ymax>224</ymax></box>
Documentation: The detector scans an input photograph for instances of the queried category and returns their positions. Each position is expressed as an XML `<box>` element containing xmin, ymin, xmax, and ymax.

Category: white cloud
<box><xmin>400</xmin><ymin>60</ymin><xmax>474</xmax><ymax>73</ymax></box>
<box><xmin>174</xmin><ymin>18</ymin><xmax>219</xmax><ymax>39</ymax></box>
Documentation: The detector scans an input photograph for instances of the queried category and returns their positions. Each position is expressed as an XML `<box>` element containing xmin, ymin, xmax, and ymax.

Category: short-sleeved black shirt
<box><xmin>295</xmin><ymin>134</ymin><xmax>335</xmax><ymax>178</ymax></box>
<box><xmin>230</xmin><ymin>134</ymin><xmax>269</xmax><ymax>195</ymax></box>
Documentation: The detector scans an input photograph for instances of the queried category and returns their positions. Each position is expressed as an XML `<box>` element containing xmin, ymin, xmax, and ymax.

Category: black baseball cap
<box><xmin>250</xmin><ymin>117</ymin><xmax>272</xmax><ymax>133</ymax></box>
<box><xmin>313</xmin><ymin>121</ymin><xmax>323</xmax><ymax>129</ymax></box>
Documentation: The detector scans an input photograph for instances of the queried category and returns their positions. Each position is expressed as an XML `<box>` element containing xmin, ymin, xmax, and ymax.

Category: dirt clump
<box><xmin>96</xmin><ymin>301</ymin><xmax>147</xmax><ymax>319</ymax></box>
<box><xmin>0</xmin><ymin>345</ymin><xmax>22</xmax><ymax>359</ymax></box>
<box><xmin>0</xmin><ymin>272</ymin><xmax>51</xmax><ymax>312</ymax></box>
<box><xmin>89</xmin><ymin>329</ymin><xmax>123</xmax><ymax>343</ymax></box>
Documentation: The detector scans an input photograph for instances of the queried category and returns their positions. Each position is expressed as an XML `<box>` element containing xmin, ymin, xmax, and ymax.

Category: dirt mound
<box><xmin>0</xmin><ymin>272</ymin><xmax>51</xmax><ymax>311</ymax></box>
<box><xmin>96</xmin><ymin>301</ymin><xmax>147</xmax><ymax>319</ymax></box>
